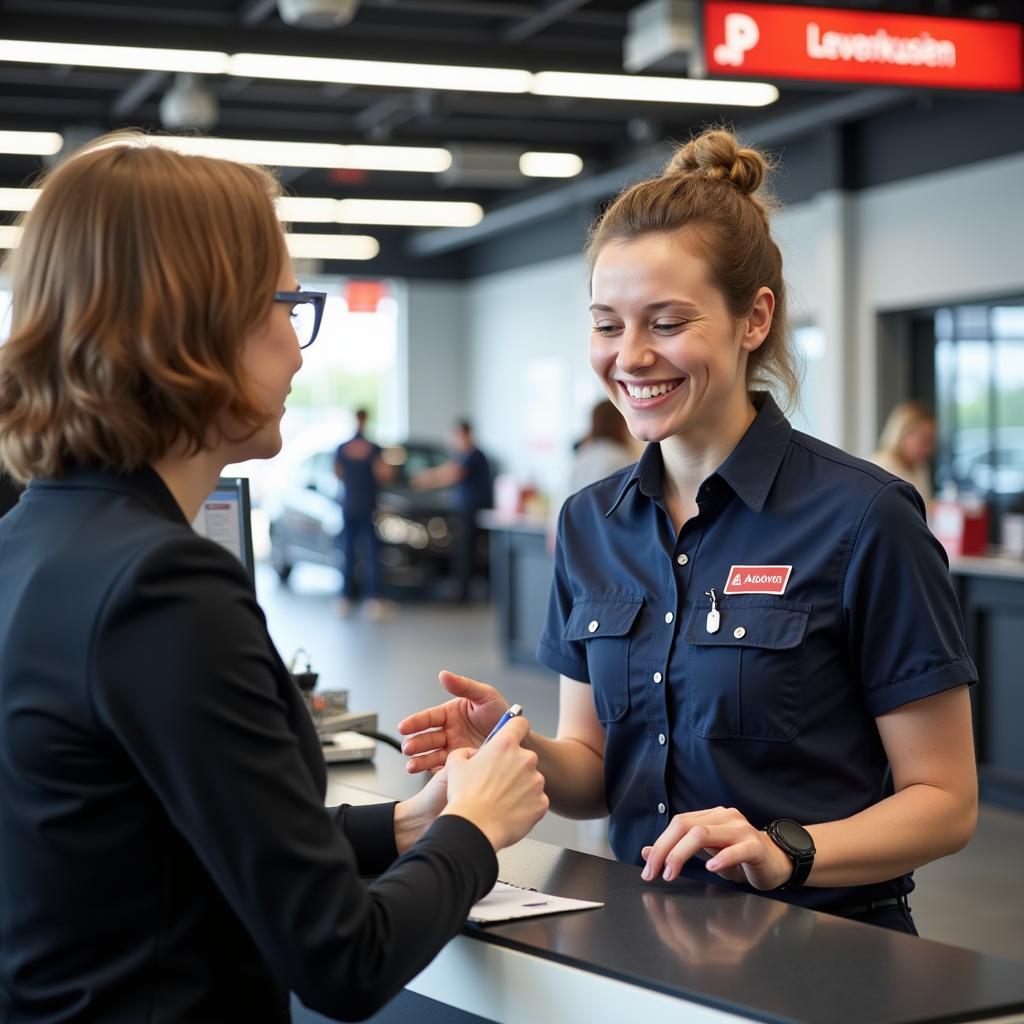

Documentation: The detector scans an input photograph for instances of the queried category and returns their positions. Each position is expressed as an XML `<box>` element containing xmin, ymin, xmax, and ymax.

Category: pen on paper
<box><xmin>482</xmin><ymin>704</ymin><xmax>523</xmax><ymax>745</ymax></box>
<box><xmin>522</xmin><ymin>901</ymin><xmax>550</xmax><ymax>908</ymax></box>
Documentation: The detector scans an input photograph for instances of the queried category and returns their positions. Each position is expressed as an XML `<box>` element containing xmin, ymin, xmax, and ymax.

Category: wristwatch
<box><xmin>763</xmin><ymin>819</ymin><xmax>816</xmax><ymax>889</ymax></box>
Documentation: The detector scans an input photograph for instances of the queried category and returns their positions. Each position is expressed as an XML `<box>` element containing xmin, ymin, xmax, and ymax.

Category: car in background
<box><xmin>267</xmin><ymin>441</ymin><xmax>466</xmax><ymax>595</ymax></box>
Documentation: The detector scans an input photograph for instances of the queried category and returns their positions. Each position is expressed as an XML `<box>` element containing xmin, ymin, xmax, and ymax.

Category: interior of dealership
<box><xmin>1</xmin><ymin>2</ymin><xmax>1024</xmax><ymax>1022</ymax></box>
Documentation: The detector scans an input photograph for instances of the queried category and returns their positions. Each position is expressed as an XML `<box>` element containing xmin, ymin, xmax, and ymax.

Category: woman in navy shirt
<box><xmin>399</xmin><ymin>128</ymin><xmax>978</xmax><ymax>934</ymax></box>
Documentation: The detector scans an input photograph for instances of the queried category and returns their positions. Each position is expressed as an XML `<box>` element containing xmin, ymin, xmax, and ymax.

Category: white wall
<box><xmin>408</xmin><ymin>149</ymin><xmax>1024</xmax><ymax>496</ymax></box>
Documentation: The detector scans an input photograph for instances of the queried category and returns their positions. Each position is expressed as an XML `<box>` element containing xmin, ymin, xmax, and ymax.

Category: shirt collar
<box><xmin>604</xmin><ymin>392</ymin><xmax>792</xmax><ymax>517</ymax></box>
<box><xmin>27</xmin><ymin>464</ymin><xmax>190</xmax><ymax>526</ymax></box>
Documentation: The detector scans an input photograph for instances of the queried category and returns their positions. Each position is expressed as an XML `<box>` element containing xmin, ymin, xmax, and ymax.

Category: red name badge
<box><xmin>724</xmin><ymin>565</ymin><xmax>792</xmax><ymax>595</ymax></box>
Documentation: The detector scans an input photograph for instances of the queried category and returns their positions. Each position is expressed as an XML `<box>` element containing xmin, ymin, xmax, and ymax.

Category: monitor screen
<box><xmin>192</xmin><ymin>477</ymin><xmax>255</xmax><ymax>585</ymax></box>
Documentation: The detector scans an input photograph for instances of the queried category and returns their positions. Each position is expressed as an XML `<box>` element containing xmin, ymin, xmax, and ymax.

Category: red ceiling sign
<box><xmin>702</xmin><ymin>2</ymin><xmax>1023</xmax><ymax>91</ymax></box>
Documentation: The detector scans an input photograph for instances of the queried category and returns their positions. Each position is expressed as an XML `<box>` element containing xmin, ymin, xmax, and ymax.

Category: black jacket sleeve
<box><xmin>89</xmin><ymin>536</ymin><xmax>497</xmax><ymax>1021</ymax></box>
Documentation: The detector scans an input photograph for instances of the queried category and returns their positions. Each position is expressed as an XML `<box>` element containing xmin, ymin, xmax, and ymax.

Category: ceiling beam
<box><xmin>409</xmin><ymin>88</ymin><xmax>911</xmax><ymax>257</ymax></box>
<box><xmin>501</xmin><ymin>0</ymin><xmax>594</xmax><ymax>44</ymax></box>
<box><xmin>110</xmin><ymin>69</ymin><xmax>167</xmax><ymax>119</ymax></box>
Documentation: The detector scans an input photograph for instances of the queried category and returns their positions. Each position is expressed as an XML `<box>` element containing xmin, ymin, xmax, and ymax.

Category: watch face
<box><xmin>775</xmin><ymin>819</ymin><xmax>813</xmax><ymax>852</ymax></box>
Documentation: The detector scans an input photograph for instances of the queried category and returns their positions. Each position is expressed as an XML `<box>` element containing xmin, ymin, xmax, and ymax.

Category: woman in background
<box><xmin>568</xmin><ymin>398</ymin><xmax>638</xmax><ymax>495</ymax></box>
<box><xmin>0</xmin><ymin>134</ymin><xmax>547</xmax><ymax>1024</ymax></box>
<box><xmin>871</xmin><ymin>400</ymin><xmax>937</xmax><ymax>503</ymax></box>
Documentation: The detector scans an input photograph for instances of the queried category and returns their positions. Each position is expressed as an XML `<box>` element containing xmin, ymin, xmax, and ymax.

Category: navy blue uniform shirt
<box><xmin>334</xmin><ymin>431</ymin><xmax>382</xmax><ymax>518</ymax></box>
<box><xmin>454</xmin><ymin>447</ymin><xmax>491</xmax><ymax>514</ymax></box>
<box><xmin>538</xmin><ymin>393</ymin><xmax>977</xmax><ymax>913</ymax></box>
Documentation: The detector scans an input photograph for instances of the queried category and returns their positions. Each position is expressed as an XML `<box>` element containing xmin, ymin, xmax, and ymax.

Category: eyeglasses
<box><xmin>274</xmin><ymin>289</ymin><xmax>327</xmax><ymax>350</ymax></box>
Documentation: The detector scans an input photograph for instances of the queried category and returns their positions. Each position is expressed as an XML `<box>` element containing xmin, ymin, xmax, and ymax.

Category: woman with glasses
<box><xmin>0</xmin><ymin>133</ymin><xmax>548</xmax><ymax>1023</ymax></box>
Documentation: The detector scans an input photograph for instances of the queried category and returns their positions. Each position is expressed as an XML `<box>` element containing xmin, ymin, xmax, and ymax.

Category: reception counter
<box><xmin>294</xmin><ymin>776</ymin><xmax>1024</xmax><ymax>1024</ymax></box>
<box><xmin>949</xmin><ymin>555</ymin><xmax>1024</xmax><ymax>812</ymax></box>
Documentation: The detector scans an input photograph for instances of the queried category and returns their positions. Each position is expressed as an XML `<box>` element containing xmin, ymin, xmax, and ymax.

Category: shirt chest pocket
<box><xmin>564</xmin><ymin>596</ymin><xmax>644</xmax><ymax>724</ymax></box>
<box><xmin>684</xmin><ymin>598</ymin><xmax>810</xmax><ymax>741</ymax></box>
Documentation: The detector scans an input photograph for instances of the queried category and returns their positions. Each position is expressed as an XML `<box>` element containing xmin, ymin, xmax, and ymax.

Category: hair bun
<box><xmin>664</xmin><ymin>128</ymin><xmax>766</xmax><ymax>196</ymax></box>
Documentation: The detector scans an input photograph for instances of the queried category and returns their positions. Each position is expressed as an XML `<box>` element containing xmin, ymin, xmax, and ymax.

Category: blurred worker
<box><xmin>871</xmin><ymin>400</ymin><xmax>937</xmax><ymax>504</ymax></box>
<box><xmin>569</xmin><ymin>399</ymin><xmax>638</xmax><ymax>495</ymax></box>
<box><xmin>334</xmin><ymin>407</ymin><xmax>393</xmax><ymax>619</ymax></box>
<box><xmin>413</xmin><ymin>419</ymin><xmax>492</xmax><ymax>602</ymax></box>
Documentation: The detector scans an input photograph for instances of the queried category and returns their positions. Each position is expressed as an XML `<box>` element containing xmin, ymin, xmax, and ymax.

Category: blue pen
<box><xmin>482</xmin><ymin>704</ymin><xmax>523</xmax><ymax>745</ymax></box>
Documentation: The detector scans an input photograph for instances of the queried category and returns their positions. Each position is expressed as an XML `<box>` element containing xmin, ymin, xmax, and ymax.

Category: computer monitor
<box><xmin>191</xmin><ymin>477</ymin><xmax>255</xmax><ymax>585</ymax></box>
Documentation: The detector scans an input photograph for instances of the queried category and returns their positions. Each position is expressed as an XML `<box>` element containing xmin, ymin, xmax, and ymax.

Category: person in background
<box><xmin>334</xmin><ymin>407</ymin><xmax>393</xmax><ymax>620</ymax></box>
<box><xmin>412</xmin><ymin>419</ymin><xmax>492</xmax><ymax>602</ymax></box>
<box><xmin>569</xmin><ymin>399</ymin><xmax>638</xmax><ymax>495</ymax></box>
<box><xmin>871</xmin><ymin>400</ymin><xmax>937</xmax><ymax>504</ymax></box>
<box><xmin>0</xmin><ymin>133</ymin><xmax>548</xmax><ymax>1024</ymax></box>
<box><xmin>399</xmin><ymin>128</ymin><xmax>977</xmax><ymax>936</ymax></box>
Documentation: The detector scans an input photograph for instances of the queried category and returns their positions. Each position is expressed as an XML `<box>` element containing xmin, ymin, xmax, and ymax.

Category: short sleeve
<box><xmin>536</xmin><ymin>502</ymin><xmax>590</xmax><ymax>682</ymax></box>
<box><xmin>843</xmin><ymin>481</ymin><xmax>977</xmax><ymax>716</ymax></box>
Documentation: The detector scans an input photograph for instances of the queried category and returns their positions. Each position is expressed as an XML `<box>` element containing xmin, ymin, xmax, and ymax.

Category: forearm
<box><xmin>805</xmin><ymin>781</ymin><xmax>977</xmax><ymax>888</ymax></box>
<box><xmin>524</xmin><ymin>730</ymin><xmax>606</xmax><ymax>819</ymax></box>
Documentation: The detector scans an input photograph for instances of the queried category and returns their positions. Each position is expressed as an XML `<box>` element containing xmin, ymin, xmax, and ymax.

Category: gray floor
<box><xmin>257</xmin><ymin>562</ymin><xmax>1024</xmax><ymax>964</ymax></box>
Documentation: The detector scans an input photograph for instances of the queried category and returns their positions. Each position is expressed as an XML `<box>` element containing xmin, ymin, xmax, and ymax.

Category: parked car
<box><xmin>267</xmin><ymin>441</ymin><xmax>471</xmax><ymax>596</ymax></box>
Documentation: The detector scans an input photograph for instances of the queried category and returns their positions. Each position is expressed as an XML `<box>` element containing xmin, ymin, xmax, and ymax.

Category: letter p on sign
<box><xmin>714</xmin><ymin>12</ymin><xmax>760</xmax><ymax>66</ymax></box>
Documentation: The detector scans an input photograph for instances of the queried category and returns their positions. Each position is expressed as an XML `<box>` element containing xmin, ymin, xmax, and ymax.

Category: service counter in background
<box><xmin>950</xmin><ymin>555</ymin><xmax>1024</xmax><ymax>813</ymax></box>
<box><xmin>481</xmin><ymin>513</ymin><xmax>1024</xmax><ymax>816</ymax></box>
<box><xmin>294</xmin><ymin>773</ymin><xmax>1024</xmax><ymax>1024</ymax></box>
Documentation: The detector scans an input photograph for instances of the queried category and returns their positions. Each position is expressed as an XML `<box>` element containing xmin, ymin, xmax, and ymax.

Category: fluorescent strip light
<box><xmin>147</xmin><ymin>135</ymin><xmax>451</xmax><ymax>173</ymax></box>
<box><xmin>229</xmin><ymin>52</ymin><xmax>531</xmax><ymax>94</ymax></box>
<box><xmin>335</xmin><ymin>199</ymin><xmax>482</xmax><ymax>227</ymax></box>
<box><xmin>0</xmin><ymin>131</ymin><xmax>62</xmax><ymax>157</ymax></box>
<box><xmin>519</xmin><ymin>152</ymin><xmax>583</xmax><ymax>178</ymax></box>
<box><xmin>285</xmin><ymin>232</ymin><xmax>379</xmax><ymax>261</ymax></box>
<box><xmin>0</xmin><ymin>39</ymin><xmax>227</xmax><ymax>74</ymax></box>
<box><xmin>276</xmin><ymin>196</ymin><xmax>339</xmax><ymax>223</ymax></box>
<box><xmin>0</xmin><ymin>225</ymin><xmax>23</xmax><ymax>249</ymax></box>
<box><xmin>0</xmin><ymin>188</ymin><xmax>40</xmax><ymax>211</ymax></box>
<box><xmin>531</xmin><ymin>71</ymin><xmax>779</xmax><ymax>107</ymax></box>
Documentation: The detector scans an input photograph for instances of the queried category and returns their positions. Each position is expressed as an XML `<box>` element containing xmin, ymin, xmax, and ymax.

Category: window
<box><xmin>934</xmin><ymin>300</ymin><xmax>1024</xmax><ymax>516</ymax></box>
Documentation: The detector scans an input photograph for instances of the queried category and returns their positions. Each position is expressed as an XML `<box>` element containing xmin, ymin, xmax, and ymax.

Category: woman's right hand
<box><xmin>441</xmin><ymin>716</ymin><xmax>549</xmax><ymax>851</ymax></box>
<box><xmin>397</xmin><ymin>670</ymin><xmax>509</xmax><ymax>774</ymax></box>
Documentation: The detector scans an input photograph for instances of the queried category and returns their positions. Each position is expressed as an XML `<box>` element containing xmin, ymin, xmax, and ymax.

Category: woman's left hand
<box><xmin>640</xmin><ymin>806</ymin><xmax>794</xmax><ymax>891</ymax></box>
<box><xmin>393</xmin><ymin>766</ymin><xmax>450</xmax><ymax>854</ymax></box>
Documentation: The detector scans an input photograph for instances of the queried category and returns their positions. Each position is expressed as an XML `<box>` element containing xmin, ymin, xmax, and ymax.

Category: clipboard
<box><xmin>467</xmin><ymin>880</ymin><xmax>604</xmax><ymax>925</ymax></box>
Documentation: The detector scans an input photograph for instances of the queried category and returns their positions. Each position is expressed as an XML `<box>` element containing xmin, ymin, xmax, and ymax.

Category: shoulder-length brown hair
<box><xmin>0</xmin><ymin>132</ymin><xmax>284</xmax><ymax>483</ymax></box>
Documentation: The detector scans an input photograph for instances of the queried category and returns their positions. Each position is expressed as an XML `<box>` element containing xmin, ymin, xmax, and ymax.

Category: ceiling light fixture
<box><xmin>0</xmin><ymin>225</ymin><xmax>23</xmax><ymax>249</ymax></box>
<box><xmin>146</xmin><ymin>135</ymin><xmax>451</xmax><ymax>173</ymax></box>
<box><xmin>531</xmin><ymin>70</ymin><xmax>779</xmax><ymax>106</ymax></box>
<box><xmin>0</xmin><ymin>188</ymin><xmax>40</xmax><ymax>211</ymax></box>
<box><xmin>285</xmin><ymin>232</ymin><xmax>379</xmax><ymax>260</ymax></box>
<box><xmin>0</xmin><ymin>131</ymin><xmax>63</xmax><ymax>157</ymax></box>
<box><xmin>334</xmin><ymin>198</ymin><xmax>482</xmax><ymax>227</ymax></box>
<box><xmin>0</xmin><ymin>39</ymin><xmax>227</xmax><ymax>75</ymax></box>
<box><xmin>519</xmin><ymin>152</ymin><xmax>584</xmax><ymax>178</ymax></box>
<box><xmin>229</xmin><ymin>52</ymin><xmax>532</xmax><ymax>94</ymax></box>
<box><xmin>0</xmin><ymin>38</ymin><xmax>779</xmax><ymax>108</ymax></box>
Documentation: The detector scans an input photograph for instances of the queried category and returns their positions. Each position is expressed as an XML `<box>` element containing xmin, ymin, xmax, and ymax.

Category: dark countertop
<box><xmin>479</xmin><ymin>841</ymin><xmax>1024</xmax><ymax>1024</ymax></box>
<box><xmin>330</xmin><ymin>777</ymin><xmax>1024</xmax><ymax>1024</ymax></box>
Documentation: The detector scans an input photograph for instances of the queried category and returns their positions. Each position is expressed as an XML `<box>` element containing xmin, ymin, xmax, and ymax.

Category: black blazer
<box><xmin>0</xmin><ymin>468</ymin><xmax>496</xmax><ymax>1023</ymax></box>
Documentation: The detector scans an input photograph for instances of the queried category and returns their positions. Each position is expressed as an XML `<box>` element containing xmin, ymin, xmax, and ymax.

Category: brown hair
<box><xmin>589</xmin><ymin>399</ymin><xmax>630</xmax><ymax>446</ymax></box>
<box><xmin>586</xmin><ymin>127</ymin><xmax>799</xmax><ymax>411</ymax></box>
<box><xmin>0</xmin><ymin>132</ymin><xmax>284</xmax><ymax>483</ymax></box>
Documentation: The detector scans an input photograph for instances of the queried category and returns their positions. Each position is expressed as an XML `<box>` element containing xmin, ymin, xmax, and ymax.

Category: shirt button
<box><xmin>664</xmin><ymin>612</ymin><xmax>674</xmax><ymax>624</ymax></box>
<box><xmin>657</xmin><ymin>802</ymin><xmax>667</xmax><ymax>814</ymax></box>
<box><xmin>733</xmin><ymin>626</ymin><xmax>746</xmax><ymax>639</ymax></box>
<box><xmin>658</xmin><ymin>733</ymin><xmax>666</xmax><ymax>745</ymax></box>
<box><xmin>677</xmin><ymin>553</ymin><xmax>688</xmax><ymax>566</ymax></box>
<box><xmin>653</xmin><ymin>671</ymin><xmax>662</xmax><ymax>684</ymax></box>
<box><xmin>588</xmin><ymin>620</ymin><xmax>599</xmax><ymax>633</ymax></box>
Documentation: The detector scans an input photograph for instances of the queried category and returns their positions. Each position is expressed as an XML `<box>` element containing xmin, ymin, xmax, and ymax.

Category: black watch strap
<box><xmin>764</xmin><ymin>819</ymin><xmax>816</xmax><ymax>890</ymax></box>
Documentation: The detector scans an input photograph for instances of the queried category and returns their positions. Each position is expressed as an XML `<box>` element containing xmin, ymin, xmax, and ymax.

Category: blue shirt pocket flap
<box><xmin>685</xmin><ymin>602</ymin><xmax>809</xmax><ymax>650</ymax></box>
<box><xmin>564</xmin><ymin>596</ymin><xmax>643</xmax><ymax>641</ymax></box>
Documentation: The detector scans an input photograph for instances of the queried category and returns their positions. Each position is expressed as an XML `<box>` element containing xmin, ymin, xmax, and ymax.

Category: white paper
<box><xmin>467</xmin><ymin>881</ymin><xmax>603</xmax><ymax>925</ymax></box>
